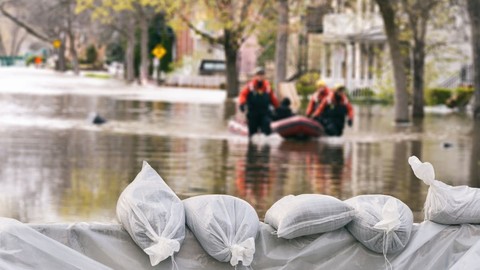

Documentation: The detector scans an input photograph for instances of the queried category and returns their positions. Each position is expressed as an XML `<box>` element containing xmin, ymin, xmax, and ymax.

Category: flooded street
<box><xmin>1</xmin><ymin>69</ymin><xmax>479</xmax><ymax>223</ymax></box>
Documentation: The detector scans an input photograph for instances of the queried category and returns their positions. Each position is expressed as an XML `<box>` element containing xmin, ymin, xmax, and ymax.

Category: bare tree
<box><xmin>9</xmin><ymin>25</ymin><xmax>28</xmax><ymax>56</ymax></box>
<box><xmin>0</xmin><ymin>1</ymin><xmax>50</xmax><ymax>42</ymax></box>
<box><xmin>0</xmin><ymin>0</ymin><xmax>90</xmax><ymax>73</ymax></box>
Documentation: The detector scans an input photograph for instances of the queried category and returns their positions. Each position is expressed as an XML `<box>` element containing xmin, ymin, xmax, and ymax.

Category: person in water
<box><xmin>238</xmin><ymin>67</ymin><xmax>279</xmax><ymax>137</ymax></box>
<box><xmin>306</xmin><ymin>79</ymin><xmax>331</xmax><ymax>118</ymax></box>
<box><xmin>272</xmin><ymin>97</ymin><xmax>294</xmax><ymax>121</ymax></box>
<box><xmin>311</xmin><ymin>84</ymin><xmax>353</xmax><ymax>136</ymax></box>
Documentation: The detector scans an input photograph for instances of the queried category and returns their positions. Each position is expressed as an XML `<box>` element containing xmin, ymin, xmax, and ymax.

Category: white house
<box><xmin>317</xmin><ymin>0</ymin><xmax>472</xmax><ymax>92</ymax></box>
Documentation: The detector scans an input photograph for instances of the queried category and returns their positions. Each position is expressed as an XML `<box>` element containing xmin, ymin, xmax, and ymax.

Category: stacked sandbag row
<box><xmin>116</xmin><ymin>161</ymin><xmax>258</xmax><ymax>268</ymax></box>
<box><xmin>265</xmin><ymin>194</ymin><xmax>413</xmax><ymax>254</ymax></box>
<box><xmin>116</xmin><ymin>161</ymin><xmax>419</xmax><ymax>269</ymax></box>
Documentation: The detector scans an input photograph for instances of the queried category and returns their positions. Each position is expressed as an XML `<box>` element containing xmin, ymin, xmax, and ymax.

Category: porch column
<box><xmin>321</xmin><ymin>42</ymin><xmax>327</xmax><ymax>79</ymax></box>
<box><xmin>372</xmin><ymin>43</ymin><xmax>378</xmax><ymax>84</ymax></box>
<box><xmin>354</xmin><ymin>42</ymin><xmax>361</xmax><ymax>88</ymax></box>
<box><xmin>346</xmin><ymin>42</ymin><xmax>353</xmax><ymax>90</ymax></box>
<box><xmin>330</xmin><ymin>43</ymin><xmax>336</xmax><ymax>80</ymax></box>
<box><xmin>363</xmin><ymin>44</ymin><xmax>369</xmax><ymax>85</ymax></box>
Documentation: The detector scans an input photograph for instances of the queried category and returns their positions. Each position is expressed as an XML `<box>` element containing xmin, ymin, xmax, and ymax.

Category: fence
<box><xmin>438</xmin><ymin>65</ymin><xmax>474</xmax><ymax>89</ymax></box>
<box><xmin>0</xmin><ymin>56</ymin><xmax>25</xmax><ymax>67</ymax></box>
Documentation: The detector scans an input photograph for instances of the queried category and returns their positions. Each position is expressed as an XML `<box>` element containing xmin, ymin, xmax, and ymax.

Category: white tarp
<box><xmin>0</xmin><ymin>218</ymin><xmax>475</xmax><ymax>269</ymax></box>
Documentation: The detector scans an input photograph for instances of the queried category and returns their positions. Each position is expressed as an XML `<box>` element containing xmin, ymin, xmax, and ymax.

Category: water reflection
<box><xmin>235</xmin><ymin>143</ymin><xmax>272</xmax><ymax>218</ymax></box>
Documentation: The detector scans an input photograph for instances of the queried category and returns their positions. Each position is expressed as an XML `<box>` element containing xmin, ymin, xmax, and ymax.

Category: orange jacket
<box><xmin>306</xmin><ymin>87</ymin><xmax>331</xmax><ymax>117</ymax></box>
<box><xmin>238</xmin><ymin>79</ymin><xmax>279</xmax><ymax>108</ymax></box>
<box><xmin>312</xmin><ymin>92</ymin><xmax>354</xmax><ymax>119</ymax></box>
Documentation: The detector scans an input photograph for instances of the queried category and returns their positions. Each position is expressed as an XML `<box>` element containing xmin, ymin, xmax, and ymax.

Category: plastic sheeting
<box><xmin>0</xmin><ymin>217</ymin><xmax>473</xmax><ymax>269</ymax></box>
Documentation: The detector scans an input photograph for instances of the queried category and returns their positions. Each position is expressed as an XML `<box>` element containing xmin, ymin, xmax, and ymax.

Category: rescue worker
<box><xmin>312</xmin><ymin>84</ymin><xmax>353</xmax><ymax>136</ymax></box>
<box><xmin>238</xmin><ymin>67</ymin><xmax>279</xmax><ymax>137</ymax></box>
<box><xmin>305</xmin><ymin>79</ymin><xmax>331</xmax><ymax>117</ymax></box>
<box><xmin>273</xmin><ymin>97</ymin><xmax>294</xmax><ymax>121</ymax></box>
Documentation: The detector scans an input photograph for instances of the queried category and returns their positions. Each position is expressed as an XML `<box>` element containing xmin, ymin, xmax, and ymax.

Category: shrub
<box><xmin>455</xmin><ymin>86</ymin><xmax>474</xmax><ymax>105</ymax></box>
<box><xmin>446</xmin><ymin>86</ymin><xmax>474</xmax><ymax>108</ymax></box>
<box><xmin>296</xmin><ymin>72</ymin><xmax>319</xmax><ymax>96</ymax></box>
<box><xmin>425</xmin><ymin>88</ymin><xmax>452</xmax><ymax>106</ymax></box>
<box><xmin>84</xmin><ymin>73</ymin><xmax>111</xmax><ymax>79</ymax></box>
<box><xmin>25</xmin><ymin>55</ymin><xmax>43</xmax><ymax>66</ymax></box>
<box><xmin>374</xmin><ymin>87</ymin><xmax>394</xmax><ymax>104</ymax></box>
<box><xmin>86</xmin><ymin>45</ymin><xmax>98</xmax><ymax>64</ymax></box>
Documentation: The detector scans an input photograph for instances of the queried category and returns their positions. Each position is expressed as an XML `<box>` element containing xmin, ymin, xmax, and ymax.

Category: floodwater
<box><xmin>1</xmin><ymin>69</ymin><xmax>479</xmax><ymax>223</ymax></box>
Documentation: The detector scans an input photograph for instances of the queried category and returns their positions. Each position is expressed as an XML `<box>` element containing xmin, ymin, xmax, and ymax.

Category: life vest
<box><xmin>245</xmin><ymin>80</ymin><xmax>273</xmax><ymax>116</ymax></box>
<box><xmin>322</xmin><ymin>95</ymin><xmax>348</xmax><ymax>120</ymax></box>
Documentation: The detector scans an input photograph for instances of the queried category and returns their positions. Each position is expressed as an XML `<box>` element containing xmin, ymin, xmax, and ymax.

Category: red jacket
<box><xmin>238</xmin><ymin>79</ymin><xmax>279</xmax><ymax>108</ymax></box>
<box><xmin>312</xmin><ymin>92</ymin><xmax>354</xmax><ymax>120</ymax></box>
<box><xmin>306</xmin><ymin>87</ymin><xmax>331</xmax><ymax>117</ymax></box>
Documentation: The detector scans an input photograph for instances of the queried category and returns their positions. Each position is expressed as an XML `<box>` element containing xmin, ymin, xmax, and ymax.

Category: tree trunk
<box><xmin>66</xmin><ymin>4</ymin><xmax>79</xmax><ymax>75</ymax></box>
<box><xmin>412</xmin><ymin>40</ymin><xmax>425</xmax><ymax>118</ymax></box>
<box><xmin>57</xmin><ymin>37</ymin><xmax>67</xmax><ymax>72</ymax></box>
<box><xmin>0</xmin><ymin>3</ymin><xmax>50</xmax><ymax>43</ymax></box>
<box><xmin>12</xmin><ymin>32</ymin><xmax>27</xmax><ymax>56</ymax></box>
<box><xmin>68</xmin><ymin>31</ymin><xmax>80</xmax><ymax>75</ymax></box>
<box><xmin>125</xmin><ymin>31</ymin><xmax>136</xmax><ymax>82</ymax></box>
<box><xmin>224</xmin><ymin>29</ymin><xmax>240</xmax><ymax>98</ymax></box>
<box><xmin>139</xmin><ymin>16</ymin><xmax>149</xmax><ymax>85</ymax></box>
<box><xmin>275</xmin><ymin>0</ymin><xmax>289</xmax><ymax>92</ymax></box>
<box><xmin>9</xmin><ymin>25</ymin><xmax>20</xmax><ymax>56</ymax></box>
<box><xmin>467</xmin><ymin>0</ymin><xmax>480</xmax><ymax>120</ymax></box>
<box><xmin>0</xmin><ymin>34</ymin><xmax>6</xmax><ymax>55</ymax></box>
<box><xmin>376</xmin><ymin>0</ymin><xmax>410</xmax><ymax>123</ymax></box>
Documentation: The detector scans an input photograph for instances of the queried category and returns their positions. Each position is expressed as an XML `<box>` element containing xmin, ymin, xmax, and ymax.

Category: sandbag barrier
<box><xmin>112</xmin><ymin>156</ymin><xmax>480</xmax><ymax>269</ymax></box>
<box><xmin>1</xmin><ymin>157</ymin><xmax>479</xmax><ymax>269</ymax></box>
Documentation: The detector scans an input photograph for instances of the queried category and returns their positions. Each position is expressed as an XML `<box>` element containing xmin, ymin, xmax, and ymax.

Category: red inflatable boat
<box><xmin>228</xmin><ymin>116</ymin><xmax>324</xmax><ymax>139</ymax></box>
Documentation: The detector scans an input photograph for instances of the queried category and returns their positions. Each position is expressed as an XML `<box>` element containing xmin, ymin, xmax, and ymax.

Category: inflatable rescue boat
<box><xmin>228</xmin><ymin>116</ymin><xmax>324</xmax><ymax>139</ymax></box>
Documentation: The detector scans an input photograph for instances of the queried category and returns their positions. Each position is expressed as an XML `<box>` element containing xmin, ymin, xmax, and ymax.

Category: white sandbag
<box><xmin>116</xmin><ymin>161</ymin><xmax>185</xmax><ymax>266</ymax></box>
<box><xmin>345</xmin><ymin>195</ymin><xmax>413</xmax><ymax>254</ymax></box>
<box><xmin>183</xmin><ymin>195</ymin><xmax>259</xmax><ymax>267</ymax></box>
<box><xmin>264</xmin><ymin>194</ymin><xmax>356</xmax><ymax>239</ymax></box>
<box><xmin>409</xmin><ymin>156</ymin><xmax>480</xmax><ymax>224</ymax></box>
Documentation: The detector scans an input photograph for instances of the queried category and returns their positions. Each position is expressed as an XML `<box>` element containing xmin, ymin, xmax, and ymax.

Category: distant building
<box><xmin>310</xmin><ymin>0</ymin><xmax>472</xmax><ymax>91</ymax></box>
<box><xmin>173</xmin><ymin>20</ymin><xmax>260</xmax><ymax>80</ymax></box>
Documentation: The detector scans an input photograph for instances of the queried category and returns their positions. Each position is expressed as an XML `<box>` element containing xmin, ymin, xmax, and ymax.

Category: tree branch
<box><xmin>0</xmin><ymin>1</ymin><xmax>50</xmax><ymax>43</ymax></box>
<box><xmin>179</xmin><ymin>13</ymin><xmax>223</xmax><ymax>44</ymax></box>
<box><xmin>239</xmin><ymin>0</ymin><xmax>269</xmax><ymax>44</ymax></box>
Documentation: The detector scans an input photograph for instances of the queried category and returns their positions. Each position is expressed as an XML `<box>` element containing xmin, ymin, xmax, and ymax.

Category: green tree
<box><xmin>178</xmin><ymin>0</ymin><xmax>272</xmax><ymax>98</ymax></box>
<box><xmin>76</xmin><ymin>1</ymin><xmax>137</xmax><ymax>81</ymax></box>
<box><xmin>402</xmin><ymin>0</ymin><xmax>442</xmax><ymax>118</ymax></box>
<box><xmin>76</xmin><ymin>0</ymin><xmax>178</xmax><ymax>83</ymax></box>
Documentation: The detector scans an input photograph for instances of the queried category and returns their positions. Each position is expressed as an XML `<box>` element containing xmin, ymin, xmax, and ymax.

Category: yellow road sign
<box><xmin>152</xmin><ymin>45</ymin><xmax>166</xmax><ymax>59</ymax></box>
<box><xmin>52</xmin><ymin>39</ymin><xmax>62</xmax><ymax>49</ymax></box>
